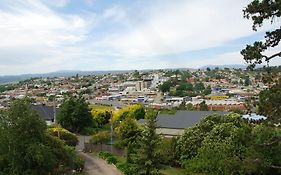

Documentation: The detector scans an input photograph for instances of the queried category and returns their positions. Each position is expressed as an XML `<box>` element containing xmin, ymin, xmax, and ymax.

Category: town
<box><xmin>0</xmin><ymin>67</ymin><xmax>270</xmax><ymax>114</ymax></box>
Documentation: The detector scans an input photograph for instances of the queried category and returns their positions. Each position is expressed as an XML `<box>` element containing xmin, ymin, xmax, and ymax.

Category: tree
<box><xmin>178</xmin><ymin>113</ymin><xmax>281</xmax><ymax>174</ymax></box>
<box><xmin>159</xmin><ymin>81</ymin><xmax>171</xmax><ymax>93</ymax></box>
<box><xmin>258</xmin><ymin>80</ymin><xmax>281</xmax><ymax>124</ymax></box>
<box><xmin>186</xmin><ymin>103</ymin><xmax>194</xmax><ymax>111</ymax></box>
<box><xmin>202</xmin><ymin>85</ymin><xmax>212</xmax><ymax>95</ymax></box>
<box><xmin>133</xmin><ymin>111</ymin><xmax>161</xmax><ymax>175</ymax></box>
<box><xmin>57</xmin><ymin>95</ymin><xmax>93</xmax><ymax>133</ymax></box>
<box><xmin>199</xmin><ymin>101</ymin><xmax>208</xmax><ymax>111</ymax></box>
<box><xmin>0</xmin><ymin>99</ymin><xmax>84</xmax><ymax>175</ymax></box>
<box><xmin>241</xmin><ymin>0</ymin><xmax>281</xmax><ymax>123</ymax></box>
<box><xmin>194</xmin><ymin>82</ymin><xmax>205</xmax><ymax>93</ymax></box>
<box><xmin>244</xmin><ymin>76</ymin><xmax>251</xmax><ymax>86</ymax></box>
<box><xmin>91</xmin><ymin>109</ymin><xmax>111</xmax><ymax>128</ymax></box>
<box><xmin>115</xmin><ymin>117</ymin><xmax>141</xmax><ymax>162</ymax></box>
<box><xmin>241</xmin><ymin>0</ymin><xmax>281</xmax><ymax>69</ymax></box>
<box><xmin>112</xmin><ymin>104</ymin><xmax>145</xmax><ymax>122</ymax></box>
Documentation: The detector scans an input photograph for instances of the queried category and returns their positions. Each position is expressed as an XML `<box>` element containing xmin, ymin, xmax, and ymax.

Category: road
<box><xmin>79</xmin><ymin>152</ymin><xmax>123</xmax><ymax>175</ymax></box>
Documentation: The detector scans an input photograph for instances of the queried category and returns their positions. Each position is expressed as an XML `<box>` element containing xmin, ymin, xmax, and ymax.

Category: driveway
<box><xmin>76</xmin><ymin>136</ymin><xmax>123</xmax><ymax>175</ymax></box>
<box><xmin>79</xmin><ymin>152</ymin><xmax>123</xmax><ymax>175</ymax></box>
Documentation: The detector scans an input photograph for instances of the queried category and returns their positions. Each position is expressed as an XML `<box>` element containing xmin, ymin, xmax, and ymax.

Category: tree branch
<box><xmin>262</xmin><ymin>51</ymin><xmax>281</xmax><ymax>62</ymax></box>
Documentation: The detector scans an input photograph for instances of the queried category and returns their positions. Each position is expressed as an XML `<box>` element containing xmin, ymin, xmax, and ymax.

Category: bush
<box><xmin>98</xmin><ymin>151</ymin><xmax>113</xmax><ymax>159</ymax></box>
<box><xmin>98</xmin><ymin>151</ymin><xmax>118</xmax><ymax>165</ymax></box>
<box><xmin>106</xmin><ymin>156</ymin><xmax>117</xmax><ymax>165</ymax></box>
<box><xmin>47</xmin><ymin>127</ymin><xmax>78</xmax><ymax>146</ymax></box>
<box><xmin>116</xmin><ymin>162</ymin><xmax>138</xmax><ymax>175</ymax></box>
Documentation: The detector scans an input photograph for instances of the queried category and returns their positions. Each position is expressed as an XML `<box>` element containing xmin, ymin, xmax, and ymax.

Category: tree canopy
<box><xmin>57</xmin><ymin>95</ymin><xmax>93</xmax><ymax>133</ymax></box>
<box><xmin>241</xmin><ymin>0</ymin><xmax>281</xmax><ymax>69</ymax></box>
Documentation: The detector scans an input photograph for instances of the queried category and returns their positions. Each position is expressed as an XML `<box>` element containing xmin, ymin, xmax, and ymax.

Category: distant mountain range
<box><xmin>199</xmin><ymin>64</ymin><xmax>264</xmax><ymax>70</ymax></box>
<box><xmin>0</xmin><ymin>64</ymin><xmax>260</xmax><ymax>84</ymax></box>
<box><xmin>0</xmin><ymin>70</ymin><xmax>130</xmax><ymax>84</ymax></box>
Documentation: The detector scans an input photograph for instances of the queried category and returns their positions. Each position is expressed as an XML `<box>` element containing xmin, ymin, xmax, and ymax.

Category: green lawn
<box><xmin>89</xmin><ymin>104</ymin><xmax>115</xmax><ymax>111</ymax></box>
<box><xmin>160</xmin><ymin>166</ymin><xmax>186</xmax><ymax>175</ymax></box>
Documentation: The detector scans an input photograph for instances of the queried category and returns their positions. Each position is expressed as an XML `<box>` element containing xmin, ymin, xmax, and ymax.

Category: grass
<box><xmin>159</xmin><ymin>109</ymin><xmax>177</xmax><ymax>114</ymax></box>
<box><xmin>160</xmin><ymin>166</ymin><xmax>186</xmax><ymax>175</ymax></box>
<box><xmin>89</xmin><ymin>104</ymin><xmax>115</xmax><ymax>111</ymax></box>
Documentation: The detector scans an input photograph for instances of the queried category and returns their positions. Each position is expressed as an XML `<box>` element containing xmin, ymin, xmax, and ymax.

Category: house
<box><xmin>139</xmin><ymin>110</ymin><xmax>226</xmax><ymax>137</ymax></box>
<box><xmin>32</xmin><ymin>105</ymin><xmax>57</xmax><ymax>125</ymax></box>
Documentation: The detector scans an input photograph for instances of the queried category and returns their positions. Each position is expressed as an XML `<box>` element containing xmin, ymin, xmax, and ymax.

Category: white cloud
<box><xmin>97</xmin><ymin>0</ymin><xmax>267</xmax><ymax>57</ymax></box>
<box><xmin>0</xmin><ymin>0</ymin><xmax>279</xmax><ymax>75</ymax></box>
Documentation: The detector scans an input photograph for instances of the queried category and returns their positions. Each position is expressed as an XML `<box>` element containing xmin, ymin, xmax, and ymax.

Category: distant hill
<box><xmin>0</xmin><ymin>70</ymin><xmax>130</xmax><ymax>84</ymax></box>
<box><xmin>0</xmin><ymin>64</ymin><xmax>266</xmax><ymax>84</ymax></box>
<box><xmin>199</xmin><ymin>64</ymin><xmax>264</xmax><ymax>70</ymax></box>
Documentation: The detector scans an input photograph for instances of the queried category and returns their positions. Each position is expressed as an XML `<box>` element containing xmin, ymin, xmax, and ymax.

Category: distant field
<box><xmin>89</xmin><ymin>104</ymin><xmax>114</xmax><ymax>111</ymax></box>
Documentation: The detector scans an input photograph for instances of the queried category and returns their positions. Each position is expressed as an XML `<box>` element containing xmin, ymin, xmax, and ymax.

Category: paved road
<box><xmin>79</xmin><ymin>152</ymin><xmax>123</xmax><ymax>175</ymax></box>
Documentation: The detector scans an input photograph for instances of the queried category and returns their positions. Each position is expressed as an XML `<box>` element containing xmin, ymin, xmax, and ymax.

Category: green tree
<box><xmin>91</xmin><ymin>109</ymin><xmax>112</xmax><ymax>128</ymax></box>
<box><xmin>199</xmin><ymin>101</ymin><xmax>208</xmax><ymax>111</ymax></box>
<box><xmin>194</xmin><ymin>82</ymin><xmax>205</xmax><ymax>93</ymax></box>
<box><xmin>258</xmin><ymin>80</ymin><xmax>281</xmax><ymax>124</ymax></box>
<box><xmin>186</xmin><ymin>103</ymin><xmax>194</xmax><ymax>111</ymax></box>
<box><xmin>115</xmin><ymin>117</ymin><xmax>141</xmax><ymax>162</ymax></box>
<box><xmin>159</xmin><ymin>81</ymin><xmax>172</xmax><ymax>93</ymax></box>
<box><xmin>241</xmin><ymin>0</ymin><xmax>281</xmax><ymax>69</ymax></box>
<box><xmin>202</xmin><ymin>85</ymin><xmax>212</xmax><ymax>95</ymax></box>
<box><xmin>133</xmin><ymin>111</ymin><xmax>161</xmax><ymax>175</ymax></box>
<box><xmin>0</xmin><ymin>99</ymin><xmax>84</xmax><ymax>175</ymax></box>
<box><xmin>57</xmin><ymin>95</ymin><xmax>93</xmax><ymax>133</ymax></box>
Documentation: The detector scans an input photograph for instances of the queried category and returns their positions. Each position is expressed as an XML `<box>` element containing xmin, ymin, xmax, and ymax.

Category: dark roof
<box><xmin>32</xmin><ymin>105</ymin><xmax>57</xmax><ymax>121</ymax></box>
<box><xmin>139</xmin><ymin>110</ymin><xmax>227</xmax><ymax>129</ymax></box>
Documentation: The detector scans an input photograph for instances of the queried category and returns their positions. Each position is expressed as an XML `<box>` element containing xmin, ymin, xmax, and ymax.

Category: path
<box><xmin>79</xmin><ymin>152</ymin><xmax>123</xmax><ymax>175</ymax></box>
<box><xmin>76</xmin><ymin>136</ymin><xmax>123</xmax><ymax>175</ymax></box>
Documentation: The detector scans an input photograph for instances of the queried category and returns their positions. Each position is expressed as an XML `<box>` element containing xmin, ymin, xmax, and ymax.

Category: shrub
<box><xmin>47</xmin><ymin>127</ymin><xmax>78</xmax><ymax>146</ymax></box>
<box><xmin>106</xmin><ymin>156</ymin><xmax>117</xmax><ymax>165</ymax></box>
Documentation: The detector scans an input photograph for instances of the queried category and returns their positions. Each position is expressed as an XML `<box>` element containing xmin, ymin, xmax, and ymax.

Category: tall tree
<box><xmin>133</xmin><ymin>111</ymin><xmax>161</xmax><ymax>175</ymax></box>
<box><xmin>241</xmin><ymin>0</ymin><xmax>281</xmax><ymax>69</ymax></box>
<box><xmin>241</xmin><ymin>0</ymin><xmax>281</xmax><ymax>123</ymax></box>
<box><xmin>57</xmin><ymin>95</ymin><xmax>93</xmax><ymax>133</ymax></box>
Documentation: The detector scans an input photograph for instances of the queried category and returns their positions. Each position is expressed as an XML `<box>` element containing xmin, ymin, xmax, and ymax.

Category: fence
<box><xmin>84</xmin><ymin>142</ymin><xmax>126</xmax><ymax>156</ymax></box>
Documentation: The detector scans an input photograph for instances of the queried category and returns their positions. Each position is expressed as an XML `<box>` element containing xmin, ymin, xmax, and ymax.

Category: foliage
<box><xmin>115</xmin><ymin>117</ymin><xmax>140</xmax><ymax>147</ymax></box>
<box><xmin>241</xmin><ymin>0</ymin><xmax>281</xmax><ymax>69</ymax></box>
<box><xmin>186</xmin><ymin>103</ymin><xmax>194</xmax><ymax>111</ymax></box>
<box><xmin>0</xmin><ymin>99</ymin><xmax>84</xmax><ymax>175</ymax></box>
<box><xmin>158</xmin><ymin>137</ymin><xmax>180</xmax><ymax>166</ymax></box>
<box><xmin>159</xmin><ymin>81</ymin><xmax>172</xmax><ymax>93</ymax></box>
<box><xmin>90</xmin><ymin>131</ymin><xmax>110</xmax><ymax>144</ymax></box>
<box><xmin>258</xmin><ymin>79</ymin><xmax>281</xmax><ymax>124</ymax></box>
<box><xmin>112</xmin><ymin>104</ymin><xmax>145</xmax><ymax>122</ymax></box>
<box><xmin>177</xmin><ymin>113</ymin><xmax>281</xmax><ymax>175</ymax></box>
<box><xmin>194</xmin><ymin>82</ymin><xmax>205</xmax><ymax>93</ymax></box>
<box><xmin>0</xmin><ymin>84</ymin><xmax>15</xmax><ymax>93</ymax></box>
<box><xmin>202</xmin><ymin>85</ymin><xmax>212</xmax><ymax>95</ymax></box>
<box><xmin>57</xmin><ymin>95</ymin><xmax>93</xmax><ymax>133</ymax></box>
<box><xmin>199</xmin><ymin>101</ymin><xmax>208</xmax><ymax>111</ymax></box>
<box><xmin>91</xmin><ymin>108</ymin><xmax>112</xmax><ymax>128</ymax></box>
<box><xmin>47</xmin><ymin>126</ymin><xmax>78</xmax><ymax>146</ymax></box>
<box><xmin>131</xmin><ymin>112</ymin><xmax>161</xmax><ymax>175</ymax></box>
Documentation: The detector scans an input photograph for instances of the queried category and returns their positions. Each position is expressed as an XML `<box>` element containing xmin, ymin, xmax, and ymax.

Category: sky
<box><xmin>0</xmin><ymin>0</ymin><xmax>280</xmax><ymax>75</ymax></box>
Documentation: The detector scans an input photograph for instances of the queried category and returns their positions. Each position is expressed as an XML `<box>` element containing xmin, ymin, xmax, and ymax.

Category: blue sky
<box><xmin>0</xmin><ymin>0</ymin><xmax>280</xmax><ymax>75</ymax></box>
